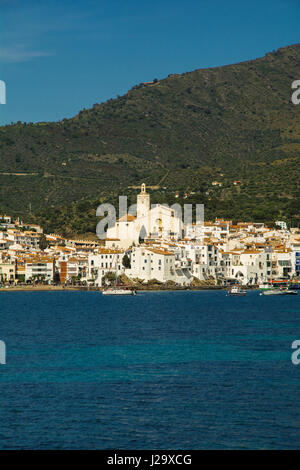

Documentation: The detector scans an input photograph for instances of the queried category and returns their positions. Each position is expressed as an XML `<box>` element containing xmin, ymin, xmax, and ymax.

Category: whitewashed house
<box><xmin>128</xmin><ymin>246</ymin><xmax>177</xmax><ymax>284</ymax></box>
<box><xmin>88</xmin><ymin>249</ymin><xmax>125</xmax><ymax>286</ymax></box>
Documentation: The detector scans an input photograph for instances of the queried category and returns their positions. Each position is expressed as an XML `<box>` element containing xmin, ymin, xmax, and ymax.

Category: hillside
<box><xmin>1</xmin><ymin>44</ymin><xmax>300</xmax><ymax>234</ymax></box>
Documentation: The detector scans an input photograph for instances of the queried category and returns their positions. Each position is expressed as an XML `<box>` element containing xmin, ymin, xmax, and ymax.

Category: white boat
<box><xmin>283</xmin><ymin>289</ymin><xmax>298</xmax><ymax>295</ymax></box>
<box><xmin>261</xmin><ymin>288</ymin><xmax>286</xmax><ymax>296</ymax></box>
<box><xmin>259</xmin><ymin>282</ymin><xmax>272</xmax><ymax>290</ymax></box>
<box><xmin>260</xmin><ymin>288</ymin><xmax>297</xmax><ymax>296</ymax></box>
<box><xmin>227</xmin><ymin>286</ymin><xmax>247</xmax><ymax>296</ymax></box>
<box><xmin>102</xmin><ymin>287</ymin><xmax>137</xmax><ymax>295</ymax></box>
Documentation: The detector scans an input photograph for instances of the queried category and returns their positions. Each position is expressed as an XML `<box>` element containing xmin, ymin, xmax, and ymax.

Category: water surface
<box><xmin>0</xmin><ymin>290</ymin><xmax>299</xmax><ymax>449</ymax></box>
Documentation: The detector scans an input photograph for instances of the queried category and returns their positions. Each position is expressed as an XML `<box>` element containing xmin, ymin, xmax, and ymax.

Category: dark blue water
<box><xmin>0</xmin><ymin>290</ymin><xmax>299</xmax><ymax>449</ymax></box>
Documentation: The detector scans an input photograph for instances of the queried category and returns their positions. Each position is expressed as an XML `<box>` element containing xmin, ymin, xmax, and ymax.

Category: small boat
<box><xmin>101</xmin><ymin>286</ymin><xmax>137</xmax><ymax>295</ymax></box>
<box><xmin>260</xmin><ymin>288</ymin><xmax>297</xmax><ymax>296</ymax></box>
<box><xmin>284</xmin><ymin>289</ymin><xmax>298</xmax><ymax>295</ymax></box>
<box><xmin>227</xmin><ymin>286</ymin><xmax>247</xmax><ymax>296</ymax></box>
<box><xmin>261</xmin><ymin>288</ymin><xmax>286</xmax><ymax>296</ymax></box>
<box><xmin>259</xmin><ymin>282</ymin><xmax>272</xmax><ymax>290</ymax></box>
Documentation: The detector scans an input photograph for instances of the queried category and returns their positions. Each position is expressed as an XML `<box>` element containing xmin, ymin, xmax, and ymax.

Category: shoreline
<box><xmin>0</xmin><ymin>285</ymin><xmax>258</xmax><ymax>293</ymax></box>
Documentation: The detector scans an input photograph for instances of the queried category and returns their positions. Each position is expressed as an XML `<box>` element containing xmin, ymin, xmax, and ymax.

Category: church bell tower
<box><xmin>137</xmin><ymin>183</ymin><xmax>150</xmax><ymax>219</ymax></box>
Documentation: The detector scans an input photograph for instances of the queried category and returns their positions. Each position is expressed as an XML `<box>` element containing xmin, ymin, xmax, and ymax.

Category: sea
<box><xmin>0</xmin><ymin>290</ymin><xmax>299</xmax><ymax>449</ymax></box>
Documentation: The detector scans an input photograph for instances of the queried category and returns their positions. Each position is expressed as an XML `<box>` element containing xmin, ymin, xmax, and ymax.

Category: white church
<box><xmin>106</xmin><ymin>184</ymin><xmax>183</xmax><ymax>249</ymax></box>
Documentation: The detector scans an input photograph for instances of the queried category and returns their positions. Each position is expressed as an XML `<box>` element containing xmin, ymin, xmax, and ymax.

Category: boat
<box><xmin>260</xmin><ymin>288</ymin><xmax>297</xmax><ymax>296</ymax></box>
<box><xmin>260</xmin><ymin>288</ymin><xmax>286</xmax><ymax>295</ymax></box>
<box><xmin>101</xmin><ymin>286</ymin><xmax>137</xmax><ymax>295</ymax></box>
<box><xmin>259</xmin><ymin>282</ymin><xmax>272</xmax><ymax>290</ymax></box>
<box><xmin>227</xmin><ymin>286</ymin><xmax>247</xmax><ymax>296</ymax></box>
<box><xmin>284</xmin><ymin>289</ymin><xmax>298</xmax><ymax>295</ymax></box>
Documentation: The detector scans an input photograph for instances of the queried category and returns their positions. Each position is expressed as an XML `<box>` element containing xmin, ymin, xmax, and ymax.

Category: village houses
<box><xmin>0</xmin><ymin>186</ymin><xmax>299</xmax><ymax>287</ymax></box>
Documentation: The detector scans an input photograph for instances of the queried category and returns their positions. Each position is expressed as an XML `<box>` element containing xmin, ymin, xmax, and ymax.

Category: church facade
<box><xmin>106</xmin><ymin>184</ymin><xmax>183</xmax><ymax>249</ymax></box>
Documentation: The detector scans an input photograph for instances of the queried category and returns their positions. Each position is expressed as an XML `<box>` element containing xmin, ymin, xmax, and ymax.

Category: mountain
<box><xmin>1</xmin><ymin>44</ymin><xmax>300</xmax><ymax>234</ymax></box>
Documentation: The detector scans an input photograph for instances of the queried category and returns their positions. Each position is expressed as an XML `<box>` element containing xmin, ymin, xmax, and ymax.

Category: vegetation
<box><xmin>122</xmin><ymin>254</ymin><xmax>131</xmax><ymax>269</ymax></box>
<box><xmin>39</xmin><ymin>233</ymin><xmax>48</xmax><ymax>250</ymax></box>
<box><xmin>1</xmin><ymin>44</ymin><xmax>300</xmax><ymax>233</ymax></box>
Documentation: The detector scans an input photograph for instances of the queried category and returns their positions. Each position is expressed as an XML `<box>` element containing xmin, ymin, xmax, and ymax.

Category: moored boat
<box><xmin>261</xmin><ymin>288</ymin><xmax>297</xmax><ymax>296</ymax></box>
<box><xmin>284</xmin><ymin>289</ymin><xmax>298</xmax><ymax>295</ymax></box>
<box><xmin>101</xmin><ymin>286</ymin><xmax>137</xmax><ymax>295</ymax></box>
<box><xmin>259</xmin><ymin>282</ymin><xmax>272</xmax><ymax>290</ymax></box>
<box><xmin>261</xmin><ymin>288</ymin><xmax>286</xmax><ymax>295</ymax></box>
<box><xmin>227</xmin><ymin>286</ymin><xmax>247</xmax><ymax>296</ymax></box>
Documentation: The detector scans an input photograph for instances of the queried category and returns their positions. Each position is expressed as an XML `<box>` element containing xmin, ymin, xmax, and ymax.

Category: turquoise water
<box><xmin>0</xmin><ymin>290</ymin><xmax>299</xmax><ymax>449</ymax></box>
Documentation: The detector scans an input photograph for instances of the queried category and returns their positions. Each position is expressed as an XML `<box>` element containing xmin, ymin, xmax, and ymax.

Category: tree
<box><xmin>102</xmin><ymin>271</ymin><xmax>117</xmax><ymax>285</ymax></box>
<box><xmin>39</xmin><ymin>234</ymin><xmax>48</xmax><ymax>251</ymax></box>
<box><xmin>122</xmin><ymin>254</ymin><xmax>131</xmax><ymax>269</ymax></box>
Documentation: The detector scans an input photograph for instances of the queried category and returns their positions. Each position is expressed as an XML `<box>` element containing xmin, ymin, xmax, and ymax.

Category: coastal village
<box><xmin>0</xmin><ymin>184</ymin><xmax>300</xmax><ymax>289</ymax></box>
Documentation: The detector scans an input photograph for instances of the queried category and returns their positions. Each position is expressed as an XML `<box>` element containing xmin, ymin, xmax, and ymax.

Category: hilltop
<box><xmin>0</xmin><ymin>44</ymin><xmax>300</xmax><ymax>234</ymax></box>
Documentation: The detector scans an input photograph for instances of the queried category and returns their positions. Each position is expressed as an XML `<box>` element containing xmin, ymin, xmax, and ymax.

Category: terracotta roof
<box><xmin>97</xmin><ymin>248</ymin><xmax>124</xmax><ymax>254</ymax></box>
<box><xmin>146</xmin><ymin>248</ymin><xmax>174</xmax><ymax>256</ymax></box>
<box><xmin>25</xmin><ymin>257</ymin><xmax>54</xmax><ymax>263</ymax></box>
<box><xmin>117</xmin><ymin>214</ymin><xmax>136</xmax><ymax>222</ymax></box>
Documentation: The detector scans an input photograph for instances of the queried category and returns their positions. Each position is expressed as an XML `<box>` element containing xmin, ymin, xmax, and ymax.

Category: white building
<box><xmin>25</xmin><ymin>257</ymin><xmax>54</xmax><ymax>283</ymax></box>
<box><xmin>272</xmin><ymin>249</ymin><xmax>293</xmax><ymax>279</ymax></box>
<box><xmin>128</xmin><ymin>246</ymin><xmax>177</xmax><ymax>284</ymax></box>
<box><xmin>275</xmin><ymin>221</ymin><xmax>288</xmax><ymax>231</ymax></box>
<box><xmin>106</xmin><ymin>184</ymin><xmax>183</xmax><ymax>249</ymax></box>
<box><xmin>88</xmin><ymin>249</ymin><xmax>126</xmax><ymax>286</ymax></box>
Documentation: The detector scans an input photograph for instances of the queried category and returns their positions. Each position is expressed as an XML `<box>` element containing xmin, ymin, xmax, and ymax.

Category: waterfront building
<box><xmin>24</xmin><ymin>257</ymin><xmax>55</xmax><ymax>283</ymax></box>
<box><xmin>271</xmin><ymin>248</ymin><xmax>293</xmax><ymax>279</ymax></box>
<box><xmin>290</xmin><ymin>239</ymin><xmax>300</xmax><ymax>278</ymax></box>
<box><xmin>58</xmin><ymin>257</ymin><xmax>88</xmax><ymax>284</ymax></box>
<box><xmin>88</xmin><ymin>249</ymin><xmax>126</xmax><ymax>286</ymax></box>
<box><xmin>0</xmin><ymin>262</ymin><xmax>16</xmax><ymax>283</ymax></box>
<box><xmin>128</xmin><ymin>246</ymin><xmax>178</xmax><ymax>284</ymax></box>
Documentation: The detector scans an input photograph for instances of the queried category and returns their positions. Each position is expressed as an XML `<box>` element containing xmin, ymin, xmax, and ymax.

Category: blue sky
<box><xmin>0</xmin><ymin>0</ymin><xmax>299</xmax><ymax>125</ymax></box>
